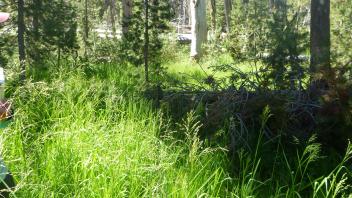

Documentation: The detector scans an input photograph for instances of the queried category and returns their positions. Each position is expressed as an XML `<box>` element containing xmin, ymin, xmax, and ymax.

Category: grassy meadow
<box><xmin>1</xmin><ymin>63</ymin><xmax>233</xmax><ymax>197</ymax></box>
<box><xmin>0</xmin><ymin>56</ymin><xmax>351</xmax><ymax>197</ymax></box>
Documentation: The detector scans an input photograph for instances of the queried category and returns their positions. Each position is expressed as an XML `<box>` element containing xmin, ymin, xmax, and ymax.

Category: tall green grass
<box><xmin>1</xmin><ymin>64</ymin><xmax>232</xmax><ymax>197</ymax></box>
<box><xmin>0</xmin><ymin>63</ymin><xmax>351</xmax><ymax>197</ymax></box>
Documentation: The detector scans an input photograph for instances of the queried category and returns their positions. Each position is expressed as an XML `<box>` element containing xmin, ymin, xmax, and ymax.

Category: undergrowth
<box><xmin>0</xmin><ymin>63</ymin><xmax>351</xmax><ymax>197</ymax></box>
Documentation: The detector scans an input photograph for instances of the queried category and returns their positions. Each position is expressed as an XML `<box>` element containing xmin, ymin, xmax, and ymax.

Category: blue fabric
<box><xmin>0</xmin><ymin>120</ymin><xmax>10</xmax><ymax>129</ymax></box>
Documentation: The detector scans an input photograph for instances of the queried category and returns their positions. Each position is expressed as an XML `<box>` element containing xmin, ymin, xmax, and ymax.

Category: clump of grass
<box><xmin>312</xmin><ymin>142</ymin><xmax>352</xmax><ymax>197</ymax></box>
<box><xmin>227</xmin><ymin>106</ymin><xmax>352</xmax><ymax>197</ymax></box>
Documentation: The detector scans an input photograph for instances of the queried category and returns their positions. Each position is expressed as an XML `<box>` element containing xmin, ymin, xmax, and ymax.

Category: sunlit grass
<box><xmin>164</xmin><ymin>46</ymin><xmax>234</xmax><ymax>85</ymax></box>
<box><xmin>163</xmin><ymin>47</ymin><xmax>273</xmax><ymax>88</ymax></box>
<box><xmin>0</xmin><ymin>62</ymin><xmax>350</xmax><ymax>197</ymax></box>
<box><xmin>1</xmin><ymin>63</ymin><xmax>233</xmax><ymax>197</ymax></box>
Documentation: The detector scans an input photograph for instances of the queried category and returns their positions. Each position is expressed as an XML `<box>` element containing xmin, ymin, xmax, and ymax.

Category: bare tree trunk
<box><xmin>224</xmin><ymin>0</ymin><xmax>231</xmax><ymax>33</ymax></box>
<box><xmin>18</xmin><ymin>0</ymin><xmax>26</xmax><ymax>81</ymax></box>
<box><xmin>83</xmin><ymin>0</ymin><xmax>89</xmax><ymax>57</ymax></box>
<box><xmin>210</xmin><ymin>0</ymin><xmax>216</xmax><ymax>34</ymax></box>
<box><xmin>30</xmin><ymin>0</ymin><xmax>41</xmax><ymax>64</ymax></box>
<box><xmin>190</xmin><ymin>0</ymin><xmax>207</xmax><ymax>60</ymax></box>
<box><xmin>110</xmin><ymin>0</ymin><xmax>117</xmax><ymax>35</ymax></box>
<box><xmin>32</xmin><ymin>0</ymin><xmax>40</xmax><ymax>40</ymax></box>
<box><xmin>178</xmin><ymin>0</ymin><xmax>183</xmax><ymax>23</ymax></box>
<box><xmin>310</xmin><ymin>0</ymin><xmax>330</xmax><ymax>73</ymax></box>
<box><xmin>122</xmin><ymin>0</ymin><xmax>133</xmax><ymax>37</ymax></box>
<box><xmin>116</xmin><ymin>2</ymin><xmax>120</xmax><ymax>26</ymax></box>
<box><xmin>187</xmin><ymin>0</ymin><xmax>191</xmax><ymax>25</ymax></box>
<box><xmin>144</xmin><ymin>0</ymin><xmax>149</xmax><ymax>83</ymax></box>
<box><xmin>181</xmin><ymin>0</ymin><xmax>191</xmax><ymax>25</ymax></box>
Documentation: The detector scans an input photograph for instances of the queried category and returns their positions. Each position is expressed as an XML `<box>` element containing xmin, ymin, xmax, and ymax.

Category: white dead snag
<box><xmin>190</xmin><ymin>0</ymin><xmax>207</xmax><ymax>60</ymax></box>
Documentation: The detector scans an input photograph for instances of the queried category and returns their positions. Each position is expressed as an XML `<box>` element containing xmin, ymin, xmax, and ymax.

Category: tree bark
<box><xmin>32</xmin><ymin>0</ymin><xmax>41</xmax><ymax>40</ymax></box>
<box><xmin>178</xmin><ymin>0</ymin><xmax>183</xmax><ymax>23</ymax></box>
<box><xmin>310</xmin><ymin>0</ymin><xmax>330</xmax><ymax>73</ymax></box>
<box><xmin>224</xmin><ymin>0</ymin><xmax>231</xmax><ymax>33</ymax></box>
<box><xmin>116</xmin><ymin>1</ymin><xmax>120</xmax><ymax>24</ymax></box>
<box><xmin>83</xmin><ymin>0</ymin><xmax>89</xmax><ymax>57</ymax></box>
<box><xmin>181</xmin><ymin>0</ymin><xmax>191</xmax><ymax>25</ymax></box>
<box><xmin>122</xmin><ymin>0</ymin><xmax>133</xmax><ymax>37</ymax></box>
<box><xmin>187</xmin><ymin>0</ymin><xmax>191</xmax><ymax>25</ymax></box>
<box><xmin>18</xmin><ymin>0</ymin><xmax>26</xmax><ymax>81</ymax></box>
<box><xmin>109</xmin><ymin>0</ymin><xmax>117</xmax><ymax>35</ymax></box>
<box><xmin>190</xmin><ymin>0</ymin><xmax>207</xmax><ymax>60</ymax></box>
<box><xmin>144</xmin><ymin>0</ymin><xmax>149</xmax><ymax>83</ymax></box>
<box><xmin>210</xmin><ymin>0</ymin><xmax>216</xmax><ymax>34</ymax></box>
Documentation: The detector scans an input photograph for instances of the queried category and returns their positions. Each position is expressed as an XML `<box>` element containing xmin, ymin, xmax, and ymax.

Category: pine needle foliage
<box><xmin>119</xmin><ymin>0</ymin><xmax>172</xmax><ymax>83</ymax></box>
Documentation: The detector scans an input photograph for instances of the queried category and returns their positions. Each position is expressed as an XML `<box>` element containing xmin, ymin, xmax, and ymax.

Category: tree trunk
<box><xmin>18</xmin><ymin>0</ymin><xmax>26</xmax><ymax>81</ymax></box>
<box><xmin>181</xmin><ymin>0</ymin><xmax>191</xmax><ymax>25</ymax></box>
<box><xmin>178</xmin><ymin>0</ymin><xmax>183</xmax><ymax>23</ymax></box>
<box><xmin>32</xmin><ymin>0</ymin><xmax>40</xmax><ymax>40</ymax></box>
<box><xmin>144</xmin><ymin>0</ymin><xmax>149</xmax><ymax>83</ymax></box>
<box><xmin>190</xmin><ymin>0</ymin><xmax>207</xmax><ymax>60</ymax></box>
<box><xmin>210</xmin><ymin>0</ymin><xmax>216</xmax><ymax>34</ymax></box>
<box><xmin>116</xmin><ymin>1</ymin><xmax>120</xmax><ymax>24</ymax></box>
<box><xmin>110</xmin><ymin>0</ymin><xmax>117</xmax><ymax>36</ymax></box>
<box><xmin>122</xmin><ymin>0</ymin><xmax>133</xmax><ymax>37</ymax></box>
<box><xmin>310</xmin><ymin>0</ymin><xmax>330</xmax><ymax>73</ymax></box>
<box><xmin>224</xmin><ymin>0</ymin><xmax>231</xmax><ymax>33</ymax></box>
<box><xmin>187</xmin><ymin>0</ymin><xmax>191</xmax><ymax>25</ymax></box>
<box><xmin>83</xmin><ymin>0</ymin><xmax>89</xmax><ymax>57</ymax></box>
<box><xmin>57</xmin><ymin>47</ymin><xmax>61</xmax><ymax>67</ymax></box>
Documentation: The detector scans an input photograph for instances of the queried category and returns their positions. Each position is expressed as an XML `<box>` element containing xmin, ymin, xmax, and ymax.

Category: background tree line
<box><xmin>0</xmin><ymin>0</ymin><xmax>350</xmax><ymax>87</ymax></box>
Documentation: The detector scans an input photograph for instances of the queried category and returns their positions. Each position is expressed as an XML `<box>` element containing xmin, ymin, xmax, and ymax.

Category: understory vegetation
<box><xmin>0</xmin><ymin>62</ymin><xmax>350</xmax><ymax>197</ymax></box>
<box><xmin>0</xmin><ymin>0</ymin><xmax>352</xmax><ymax>197</ymax></box>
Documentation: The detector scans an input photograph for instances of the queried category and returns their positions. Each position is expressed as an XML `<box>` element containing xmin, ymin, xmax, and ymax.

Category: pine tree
<box><xmin>120</xmin><ymin>0</ymin><xmax>172</xmax><ymax>83</ymax></box>
<box><xmin>26</xmin><ymin>0</ymin><xmax>78</xmax><ymax>67</ymax></box>
<box><xmin>42</xmin><ymin>0</ymin><xmax>78</xmax><ymax>66</ymax></box>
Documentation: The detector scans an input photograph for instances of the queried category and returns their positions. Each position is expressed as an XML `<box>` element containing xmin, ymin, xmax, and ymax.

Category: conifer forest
<box><xmin>1</xmin><ymin>0</ymin><xmax>352</xmax><ymax>197</ymax></box>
